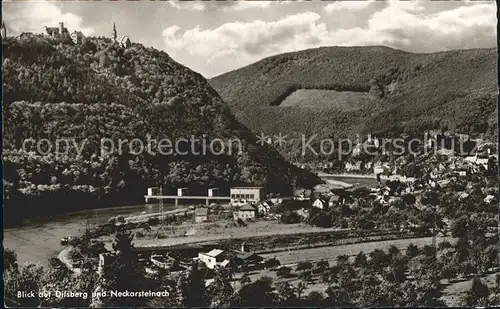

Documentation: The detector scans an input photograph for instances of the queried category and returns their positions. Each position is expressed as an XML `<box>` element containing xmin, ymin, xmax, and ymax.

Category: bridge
<box><xmin>144</xmin><ymin>195</ymin><xmax>230</xmax><ymax>206</ymax></box>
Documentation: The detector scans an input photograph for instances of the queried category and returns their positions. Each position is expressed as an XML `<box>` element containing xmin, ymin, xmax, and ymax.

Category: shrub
<box><xmin>276</xmin><ymin>266</ymin><xmax>292</xmax><ymax>278</ymax></box>
<box><xmin>147</xmin><ymin>217</ymin><xmax>160</xmax><ymax>226</ymax></box>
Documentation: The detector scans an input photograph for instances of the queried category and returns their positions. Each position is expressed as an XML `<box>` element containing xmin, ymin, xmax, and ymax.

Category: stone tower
<box><xmin>59</xmin><ymin>22</ymin><xmax>64</xmax><ymax>36</ymax></box>
<box><xmin>112</xmin><ymin>22</ymin><xmax>117</xmax><ymax>41</ymax></box>
<box><xmin>1</xmin><ymin>21</ymin><xmax>7</xmax><ymax>39</ymax></box>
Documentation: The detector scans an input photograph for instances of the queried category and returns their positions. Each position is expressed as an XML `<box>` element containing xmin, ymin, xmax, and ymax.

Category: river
<box><xmin>3</xmin><ymin>203</ymin><xmax>180</xmax><ymax>267</ymax></box>
<box><xmin>3</xmin><ymin>174</ymin><xmax>375</xmax><ymax>266</ymax></box>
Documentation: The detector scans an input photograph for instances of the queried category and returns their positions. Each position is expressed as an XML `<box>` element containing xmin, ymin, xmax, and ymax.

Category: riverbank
<box><xmin>3</xmin><ymin>203</ymin><xmax>169</xmax><ymax>266</ymax></box>
<box><xmin>125</xmin><ymin>208</ymin><xmax>194</xmax><ymax>223</ymax></box>
<box><xmin>317</xmin><ymin>172</ymin><xmax>377</xmax><ymax>179</ymax></box>
<box><xmin>315</xmin><ymin>180</ymin><xmax>353</xmax><ymax>191</ymax></box>
<box><xmin>318</xmin><ymin>172</ymin><xmax>415</xmax><ymax>183</ymax></box>
<box><xmin>58</xmin><ymin>247</ymin><xmax>81</xmax><ymax>274</ymax></box>
<box><xmin>3</xmin><ymin>174</ymin><xmax>374</xmax><ymax>266</ymax></box>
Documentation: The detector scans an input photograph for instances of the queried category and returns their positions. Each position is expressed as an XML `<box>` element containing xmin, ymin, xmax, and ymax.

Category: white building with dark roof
<box><xmin>312</xmin><ymin>198</ymin><xmax>328</xmax><ymax>210</ymax></box>
<box><xmin>119</xmin><ymin>36</ymin><xmax>131</xmax><ymax>48</ymax></box>
<box><xmin>233</xmin><ymin>204</ymin><xmax>256</xmax><ymax>221</ymax></box>
<box><xmin>198</xmin><ymin>249</ymin><xmax>229</xmax><ymax>269</ymax></box>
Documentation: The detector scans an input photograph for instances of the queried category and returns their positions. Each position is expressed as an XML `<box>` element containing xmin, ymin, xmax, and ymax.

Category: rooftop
<box><xmin>329</xmin><ymin>195</ymin><xmax>340</xmax><ymax>202</ymax></box>
<box><xmin>205</xmin><ymin>249</ymin><xmax>224</xmax><ymax>257</ymax></box>
<box><xmin>239</xmin><ymin>204</ymin><xmax>256</xmax><ymax>211</ymax></box>
<box><xmin>234</xmin><ymin>251</ymin><xmax>262</xmax><ymax>260</ymax></box>
<box><xmin>231</xmin><ymin>187</ymin><xmax>263</xmax><ymax>189</ymax></box>
<box><xmin>314</xmin><ymin>198</ymin><xmax>328</xmax><ymax>205</ymax></box>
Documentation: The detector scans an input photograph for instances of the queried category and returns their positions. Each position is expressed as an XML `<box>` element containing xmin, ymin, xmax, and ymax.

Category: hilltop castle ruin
<box><xmin>43</xmin><ymin>22</ymin><xmax>84</xmax><ymax>44</ymax></box>
<box><xmin>4</xmin><ymin>21</ymin><xmax>131</xmax><ymax>47</ymax></box>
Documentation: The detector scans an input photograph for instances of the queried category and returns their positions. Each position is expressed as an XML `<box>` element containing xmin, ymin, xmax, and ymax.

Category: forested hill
<box><xmin>2</xmin><ymin>35</ymin><xmax>319</xmax><ymax>223</ymax></box>
<box><xmin>210</xmin><ymin>46</ymin><xmax>498</xmax><ymax>139</ymax></box>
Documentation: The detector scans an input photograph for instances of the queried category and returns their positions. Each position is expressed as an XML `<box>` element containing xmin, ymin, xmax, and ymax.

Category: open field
<box><xmin>279</xmin><ymin>89</ymin><xmax>371</xmax><ymax>110</ymax></box>
<box><xmin>132</xmin><ymin>221</ymin><xmax>349</xmax><ymax>248</ymax></box>
<box><xmin>260</xmin><ymin>236</ymin><xmax>454</xmax><ymax>265</ymax></box>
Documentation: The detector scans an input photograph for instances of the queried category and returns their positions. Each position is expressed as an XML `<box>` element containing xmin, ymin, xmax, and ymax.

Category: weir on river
<box><xmin>144</xmin><ymin>194</ymin><xmax>231</xmax><ymax>206</ymax></box>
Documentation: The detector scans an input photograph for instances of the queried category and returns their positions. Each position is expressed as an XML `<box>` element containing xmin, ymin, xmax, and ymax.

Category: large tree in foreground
<box><xmin>206</xmin><ymin>268</ymin><xmax>234</xmax><ymax>308</ymax></box>
<box><xmin>97</xmin><ymin>228</ymin><xmax>148</xmax><ymax>307</ymax></box>
<box><xmin>4</xmin><ymin>262</ymin><xmax>45</xmax><ymax>307</ymax></box>
<box><xmin>232</xmin><ymin>276</ymin><xmax>277</xmax><ymax>307</ymax></box>
<box><xmin>461</xmin><ymin>277</ymin><xmax>490</xmax><ymax>307</ymax></box>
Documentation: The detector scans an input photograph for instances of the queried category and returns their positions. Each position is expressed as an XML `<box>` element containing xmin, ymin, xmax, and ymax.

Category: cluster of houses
<box><xmin>149</xmin><ymin>136</ymin><xmax>498</xmax><ymax>227</ymax></box>
<box><xmin>229</xmin><ymin>186</ymin><xmax>274</xmax><ymax>220</ymax></box>
<box><xmin>146</xmin><ymin>186</ymin><xmax>281</xmax><ymax>224</ymax></box>
<box><xmin>193</xmin><ymin>186</ymin><xmax>278</xmax><ymax>223</ymax></box>
<box><xmin>95</xmin><ymin>244</ymin><xmax>267</xmax><ymax>284</ymax></box>
<box><xmin>87</xmin><ymin>137</ymin><xmax>499</xmax><ymax>283</ymax></box>
<box><xmin>305</xmin><ymin>131</ymin><xmax>496</xmax><ymax>177</ymax></box>
<box><xmin>311</xmin><ymin>194</ymin><xmax>340</xmax><ymax>210</ymax></box>
<box><xmin>97</xmin><ymin>241</ymin><xmax>267</xmax><ymax>279</ymax></box>
<box><xmin>291</xmin><ymin>140</ymin><xmax>497</xmax><ymax>220</ymax></box>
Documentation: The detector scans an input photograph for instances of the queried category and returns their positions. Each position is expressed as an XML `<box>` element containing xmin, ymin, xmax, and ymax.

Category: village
<box><xmin>1</xmin><ymin>8</ymin><xmax>497</xmax><ymax>305</ymax></box>
<box><xmin>53</xmin><ymin>131</ymin><xmax>498</xmax><ymax>303</ymax></box>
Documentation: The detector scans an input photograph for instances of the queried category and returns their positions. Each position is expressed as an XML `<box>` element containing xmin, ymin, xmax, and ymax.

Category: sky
<box><xmin>2</xmin><ymin>0</ymin><xmax>497</xmax><ymax>78</ymax></box>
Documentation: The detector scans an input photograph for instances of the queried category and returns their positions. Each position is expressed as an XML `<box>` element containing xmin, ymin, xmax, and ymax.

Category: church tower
<box><xmin>1</xmin><ymin>21</ymin><xmax>7</xmax><ymax>39</ymax></box>
<box><xmin>112</xmin><ymin>22</ymin><xmax>117</xmax><ymax>41</ymax></box>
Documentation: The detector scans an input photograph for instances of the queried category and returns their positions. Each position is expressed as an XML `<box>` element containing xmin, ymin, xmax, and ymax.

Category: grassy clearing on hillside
<box><xmin>279</xmin><ymin>89</ymin><xmax>371</xmax><ymax>110</ymax></box>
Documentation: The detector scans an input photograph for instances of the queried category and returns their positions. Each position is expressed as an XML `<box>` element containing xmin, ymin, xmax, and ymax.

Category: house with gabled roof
<box><xmin>233</xmin><ymin>204</ymin><xmax>256</xmax><ymax>221</ymax></box>
<box><xmin>312</xmin><ymin>198</ymin><xmax>328</xmax><ymax>210</ymax></box>
<box><xmin>256</xmin><ymin>202</ymin><xmax>271</xmax><ymax>215</ymax></box>
<box><xmin>328</xmin><ymin>195</ymin><xmax>340</xmax><ymax>207</ymax></box>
